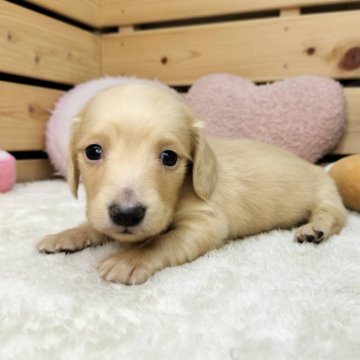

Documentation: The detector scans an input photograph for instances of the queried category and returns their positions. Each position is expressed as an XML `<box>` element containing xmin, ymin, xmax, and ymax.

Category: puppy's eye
<box><xmin>160</xmin><ymin>150</ymin><xmax>178</xmax><ymax>167</ymax></box>
<box><xmin>85</xmin><ymin>144</ymin><xmax>103</xmax><ymax>161</ymax></box>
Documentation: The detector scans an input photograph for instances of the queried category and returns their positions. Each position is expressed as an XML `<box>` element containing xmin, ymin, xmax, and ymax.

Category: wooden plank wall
<box><xmin>336</xmin><ymin>88</ymin><xmax>360</xmax><ymax>154</ymax></box>
<box><xmin>99</xmin><ymin>0</ymin><xmax>360</xmax><ymax>26</ymax></box>
<box><xmin>100</xmin><ymin>0</ymin><xmax>360</xmax><ymax>156</ymax></box>
<box><xmin>0</xmin><ymin>1</ymin><xmax>100</xmax><ymax>84</ymax></box>
<box><xmin>0</xmin><ymin>0</ymin><xmax>359</xmax><ymax>182</ymax></box>
<box><xmin>0</xmin><ymin>1</ymin><xmax>100</xmax><ymax>182</ymax></box>
<box><xmin>101</xmin><ymin>10</ymin><xmax>360</xmax><ymax>84</ymax></box>
<box><xmin>0</xmin><ymin>82</ymin><xmax>63</xmax><ymax>151</ymax></box>
<box><xmin>26</xmin><ymin>0</ymin><xmax>101</xmax><ymax>26</ymax></box>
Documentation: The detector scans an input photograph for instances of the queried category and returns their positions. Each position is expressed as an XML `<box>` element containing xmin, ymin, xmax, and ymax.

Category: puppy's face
<box><xmin>68</xmin><ymin>84</ymin><xmax>216</xmax><ymax>243</ymax></box>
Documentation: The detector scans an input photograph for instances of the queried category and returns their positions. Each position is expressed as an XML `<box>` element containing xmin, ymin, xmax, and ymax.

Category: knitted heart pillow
<box><xmin>186</xmin><ymin>74</ymin><xmax>345</xmax><ymax>162</ymax></box>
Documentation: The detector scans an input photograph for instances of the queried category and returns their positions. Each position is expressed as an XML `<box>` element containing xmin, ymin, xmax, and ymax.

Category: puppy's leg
<box><xmin>37</xmin><ymin>222</ymin><xmax>107</xmax><ymax>254</ymax></box>
<box><xmin>295</xmin><ymin>183</ymin><xmax>346</xmax><ymax>244</ymax></box>
<box><xmin>97</xmin><ymin>218</ymin><xmax>226</xmax><ymax>285</ymax></box>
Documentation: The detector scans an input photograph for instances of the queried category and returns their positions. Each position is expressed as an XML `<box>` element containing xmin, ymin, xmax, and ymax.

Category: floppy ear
<box><xmin>191</xmin><ymin>122</ymin><xmax>218</xmax><ymax>200</ymax></box>
<box><xmin>67</xmin><ymin>117</ymin><xmax>81</xmax><ymax>198</ymax></box>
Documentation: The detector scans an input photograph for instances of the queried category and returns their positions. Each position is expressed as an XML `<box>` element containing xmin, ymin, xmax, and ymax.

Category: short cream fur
<box><xmin>37</xmin><ymin>83</ymin><xmax>347</xmax><ymax>284</ymax></box>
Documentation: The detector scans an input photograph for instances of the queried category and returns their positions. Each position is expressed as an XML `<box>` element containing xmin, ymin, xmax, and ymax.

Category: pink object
<box><xmin>186</xmin><ymin>74</ymin><xmax>346</xmax><ymax>163</ymax></box>
<box><xmin>0</xmin><ymin>150</ymin><xmax>16</xmax><ymax>193</ymax></box>
<box><xmin>46</xmin><ymin>76</ymin><xmax>174</xmax><ymax>177</ymax></box>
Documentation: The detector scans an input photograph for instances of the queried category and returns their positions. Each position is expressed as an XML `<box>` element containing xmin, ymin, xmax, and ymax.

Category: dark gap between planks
<box><xmin>6</xmin><ymin>0</ymin><xmax>96</xmax><ymax>31</ymax></box>
<box><xmin>10</xmin><ymin>151</ymin><xmax>48</xmax><ymax>160</ymax></box>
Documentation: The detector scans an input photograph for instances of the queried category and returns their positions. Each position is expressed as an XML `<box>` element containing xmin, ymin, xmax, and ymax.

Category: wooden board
<box><xmin>16</xmin><ymin>159</ymin><xmax>54</xmax><ymax>182</ymax></box>
<box><xmin>102</xmin><ymin>10</ymin><xmax>360</xmax><ymax>84</ymax></box>
<box><xmin>100</xmin><ymin>0</ymin><xmax>359</xmax><ymax>26</ymax></box>
<box><xmin>0</xmin><ymin>1</ymin><xmax>100</xmax><ymax>84</ymax></box>
<box><xmin>0</xmin><ymin>82</ymin><xmax>63</xmax><ymax>152</ymax></box>
<box><xmin>334</xmin><ymin>88</ymin><xmax>360</xmax><ymax>154</ymax></box>
<box><xmin>26</xmin><ymin>0</ymin><xmax>101</xmax><ymax>26</ymax></box>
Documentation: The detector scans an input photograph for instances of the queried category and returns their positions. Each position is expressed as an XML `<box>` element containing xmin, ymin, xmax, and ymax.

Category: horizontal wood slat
<box><xmin>0</xmin><ymin>82</ymin><xmax>63</xmax><ymax>152</ymax></box>
<box><xmin>26</xmin><ymin>0</ymin><xmax>101</xmax><ymax>26</ymax></box>
<box><xmin>334</xmin><ymin>88</ymin><xmax>360</xmax><ymax>154</ymax></box>
<box><xmin>16</xmin><ymin>159</ymin><xmax>54</xmax><ymax>182</ymax></box>
<box><xmin>100</xmin><ymin>0</ymin><xmax>359</xmax><ymax>26</ymax></box>
<box><xmin>102</xmin><ymin>10</ymin><xmax>360</xmax><ymax>84</ymax></box>
<box><xmin>0</xmin><ymin>1</ymin><xmax>100</xmax><ymax>84</ymax></box>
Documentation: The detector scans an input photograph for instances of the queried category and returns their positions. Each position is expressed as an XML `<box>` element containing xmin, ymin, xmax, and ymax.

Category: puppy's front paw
<box><xmin>295</xmin><ymin>223</ymin><xmax>327</xmax><ymax>244</ymax></box>
<box><xmin>37</xmin><ymin>227</ymin><xmax>94</xmax><ymax>254</ymax></box>
<box><xmin>97</xmin><ymin>250</ymin><xmax>156</xmax><ymax>285</ymax></box>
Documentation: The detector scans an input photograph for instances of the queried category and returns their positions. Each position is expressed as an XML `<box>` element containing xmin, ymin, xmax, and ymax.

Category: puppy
<box><xmin>37</xmin><ymin>83</ymin><xmax>347</xmax><ymax>285</ymax></box>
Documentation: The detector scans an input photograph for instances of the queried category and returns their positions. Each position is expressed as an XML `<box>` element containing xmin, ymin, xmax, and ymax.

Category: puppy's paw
<box><xmin>97</xmin><ymin>250</ymin><xmax>156</xmax><ymax>285</ymax></box>
<box><xmin>37</xmin><ymin>226</ymin><xmax>96</xmax><ymax>254</ymax></box>
<box><xmin>295</xmin><ymin>223</ymin><xmax>327</xmax><ymax>244</ymax></box>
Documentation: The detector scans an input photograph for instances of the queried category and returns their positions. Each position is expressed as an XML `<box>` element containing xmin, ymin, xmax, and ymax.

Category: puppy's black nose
<box><xmin>108</xmin><ymin>204</ymin><xmax>146</xmax><ymax>227</ymax></box>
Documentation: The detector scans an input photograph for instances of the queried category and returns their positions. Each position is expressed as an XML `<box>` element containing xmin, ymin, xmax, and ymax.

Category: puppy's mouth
<box><xmin>104</xmin><ymin>221</ymin><xmax>169</xmax><ymax>243</ymax></box>
<box><xmin>112</xmin><ymin>223</ymin><xmax>146</xmax><ymax>239</ymax></box>
<box><xmin>120</xmin><ymin>227</ymin><xmax>132</xmax><ymax>235</ymax></box>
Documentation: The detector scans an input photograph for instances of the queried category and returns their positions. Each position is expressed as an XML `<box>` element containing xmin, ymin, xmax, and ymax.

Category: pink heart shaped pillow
<box><xmin>186</xmin><ymin>74</ymin><xmax>345</xmax><ymax>162</ymax></box>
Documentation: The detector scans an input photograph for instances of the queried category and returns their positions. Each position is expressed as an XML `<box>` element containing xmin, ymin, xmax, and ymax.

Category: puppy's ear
<box><xmin>191</xmin><ymin>121</ymin><xmax>218</xmax><ymax>200</ymax></box>
<box><xmin>67</xmin><ymin>117</ymin><xmax>81</xmax><ymax>198</ymax></box>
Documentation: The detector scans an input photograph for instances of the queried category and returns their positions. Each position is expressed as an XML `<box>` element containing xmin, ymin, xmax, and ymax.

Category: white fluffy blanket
<box><xmin>1</xmin><ymin>180</ymin><xmax>360</xmax><ymax>360</ymax></box>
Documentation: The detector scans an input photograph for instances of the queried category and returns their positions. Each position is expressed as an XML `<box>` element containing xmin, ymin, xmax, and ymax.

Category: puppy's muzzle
<box><xmin>108</xmin><ymin>204</ymin><xmax>146</xmax><ymax>227</ymax></box>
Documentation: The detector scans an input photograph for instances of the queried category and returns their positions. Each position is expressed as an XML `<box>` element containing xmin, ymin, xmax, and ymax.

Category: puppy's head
<box><xmin>68</xmin><ymin>83</ymin><xmax>217</xmax><ymax>242</ymax></box>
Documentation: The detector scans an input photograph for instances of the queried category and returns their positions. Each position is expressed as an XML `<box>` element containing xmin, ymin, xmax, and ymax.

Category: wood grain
<box><xmin>16</xmin><ymin>159</ymin><xmax>54</xmax><ymax>182</ymax></box>
<box><xmin>0</xmin><ymin>1</ymin><xmax>100</xmax><ymax>84</ymax></box>
<box><xmin>0</xmin><ymin>82</ymin><xmax>63</xmax><ymax>151</ymax></box>
<box><xmin>102</xmin><ymin>10</ymin><xmax>360</xmax><ymax>84</ymax></box>
<box><xmin>334</xmin><ymin>88</ymin><xmax>360</xmax><ymax>154</ymax></box>
<box><xmin>280</xmin><ymin>8</ymin><xmax>301</xmax><ymax>16</ymax></box>
<box><xmin>26</xmin><ymin>0</ymin><xmax>101</xmax><ymax>26</ymax></box>
<box><xmin>100</xmin><ymin>0</ymin><xmax>359</xmax><ymax>26</ymax></box>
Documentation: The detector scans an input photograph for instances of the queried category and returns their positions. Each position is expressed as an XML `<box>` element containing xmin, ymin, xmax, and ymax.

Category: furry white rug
<box><xmin>1</xmin><ymin>180</ymin><xmax>360</xmax><ymax>360</ymax></box>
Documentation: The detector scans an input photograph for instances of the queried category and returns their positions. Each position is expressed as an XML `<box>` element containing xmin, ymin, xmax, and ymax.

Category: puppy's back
<box><xmin>208</xmin><ymin>139</ymin><xmax>342</xmax><ymax>237</ymax></box>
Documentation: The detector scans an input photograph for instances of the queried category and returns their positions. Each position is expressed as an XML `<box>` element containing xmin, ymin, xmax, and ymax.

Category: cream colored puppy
<box><xmin>37</xmin><ymin>83</ymin><xmax>347</xmax><ymax>285</ymax></box>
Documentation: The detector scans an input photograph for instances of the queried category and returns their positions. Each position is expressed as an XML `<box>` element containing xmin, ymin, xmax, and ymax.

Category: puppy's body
<box><xmin>204</xmin><ymin>139</ymin><xmax>344</xmax><ymax>239</ymax></box>
<box><xmin>38</xmin><ymin>84</ymin><xmax>346</xmax><ymax>284</ymax></box>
